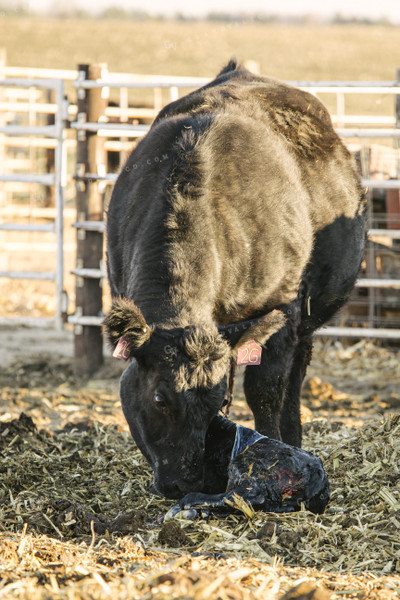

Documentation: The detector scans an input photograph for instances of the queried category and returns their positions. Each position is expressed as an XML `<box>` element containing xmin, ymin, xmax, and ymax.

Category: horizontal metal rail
<box><xmin>317</xmin><ymin>326</ymin><xmax>400</xmax><ymax>339</ymax></box>
<box><xmin>71</xmin><ymin>268</ymin><xmax>106</xmax><ymax>279</ymax></box>
<box><xmin>74</xmin><ymin>78</ymin><xmax>210</xmax><ymax>90</ymax></box>
<box><xmin>0</xmin><ymin>77</ymin><xmax>64</xmax><ymax>90</ymax></box>
<box><xmin>6</xmin><ymin>66</ymin><xmax>400</xmax><ymax>93</ymax></box>
<box><xmin>0</xmin><ymin>270</ymin><xmax>56</xmax><ymax>280</ymax></box>
<box><xmin>368</xmin><ymin>229</ymin><xmax>400</xmax><ymax>239</ymax></box>
<box><xmin>72</xmin><ymin>221</ymin><xmax>105</xmax><ymax>232</ymax></box>
<box><xmin>363</xmin><ymin>180</ymin><xmax>400</xmax><ymax>190</ymax></box>
<box><xmin>0</xmin><ymin>316</ymin><xmax>57</xmax><ymax>328</ymax></box>
<box><xmin>338</xmin><ymin>129</ymin><xmax>400</xmax><ymax>138</ymax></box>
<box><xmin>299</xmin><ymin>85</ymin><xmax>400</xmax><ymax>94</ymax></box>
<box><xmin>0</xmin><ymin>223</ymin><xmax>55</xmax><ymax>233</ymax></box>
<box><xmin>70</xmin><ymin>121</ymin><xmax>149</xmax><ymax>134</ymax></box>
<box><xmin>68</xmin><ymin>314</ymin><xmax>104</xmax><ymax>326</ymax></box>
<box><xmin>293</xmin><ymin>81</ymin><xmax>400</xmax><ymax>88</ymax></box>
<box><xmin>0</xmin><ymin>173</ymin><xmax>55</xmax><ymax>185</ymax></box>
<box><xmin>0</xmin><ymin>124</ymin><xmax>57</xmax><ymax>137</ymax></box>
<box><xmin>73</xmin><ymin>173</ymin><xmax>117</xmax><ymax>183</ymax></box>
<box><xmin>355</xmin><ymin>279</ymin><xmax>400</xmax><ymax>289</ymax></box>
<box><xmin>74</xmin><ymin>78</ymin><xmax>400</xmax><ymax>93</ymax></box>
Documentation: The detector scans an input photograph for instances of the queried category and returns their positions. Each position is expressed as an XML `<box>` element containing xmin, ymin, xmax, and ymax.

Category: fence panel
<box><xmin>0</xmin><ymin>77</ymin><xmax>67</xmax><ymax>328</ymax></box>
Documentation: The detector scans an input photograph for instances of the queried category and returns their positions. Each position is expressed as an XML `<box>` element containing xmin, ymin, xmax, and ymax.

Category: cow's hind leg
<box><xmin>243</xmin><ymin>323</ymin><xmax>297</xmax><ymax>440</ymax></box>
<box><xmin>279</xmin><ymin>334</ymin><xmax>313</xmax><ymax>447</ymax></box>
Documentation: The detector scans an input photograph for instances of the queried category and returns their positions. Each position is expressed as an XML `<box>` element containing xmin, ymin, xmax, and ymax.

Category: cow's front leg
<box><xmin>243</xmin><ymin>323</ymin><xmax>296</xmax><ymax>439</ymax></box>
<box><xmin>280</xmin><ymin>335</ymin><xmax>313</xmax><ymax>447</ymax></box>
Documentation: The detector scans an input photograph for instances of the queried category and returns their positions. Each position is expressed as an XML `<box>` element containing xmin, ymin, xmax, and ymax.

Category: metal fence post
<box><xmin>73</xmin><ymin>64</ymin><xmax>107</xmax><ymax>375</ymax></box>
<box><xmin>385</xmin><ymin>69</ymin><xmax>400</xmax><ymax>232</ymax></box>
<box><xmin>54</xmin><ymin>78</ymin><xmax>66</xmax><ymax>330</ymax></box>
<box><xmin>0</xmin><ymin>49</ymin><xmax>5</xmax><ymax>208</ymax></box>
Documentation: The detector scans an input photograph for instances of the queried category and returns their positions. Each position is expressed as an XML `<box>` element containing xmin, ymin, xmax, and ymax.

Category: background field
<box><xmin>2</xmin><ymin>17</ymin><xmax>400</xmax><ymax>81</ymax></box>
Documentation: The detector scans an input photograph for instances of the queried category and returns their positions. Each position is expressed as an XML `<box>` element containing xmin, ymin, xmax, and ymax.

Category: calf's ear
<box><xmin>220</xmin><ymin>309</ymin><xmax>286</xmax><ymax>350</ymax></box>
<box><xmin>102</xmin><ymin>297</ymin><xmax>152</xmax><ymax>351</ymax></box>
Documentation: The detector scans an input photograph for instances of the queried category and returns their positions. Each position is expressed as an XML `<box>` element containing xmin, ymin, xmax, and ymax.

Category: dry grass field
<box><xmin>1</xmin><ymin>16</ymin><xmax>400</xmax><ymax>82</ymax></box>
<box><xmin>1</xmin><ymin>16</ymin><xmax>400</xmax><ymax>600</ymax></box>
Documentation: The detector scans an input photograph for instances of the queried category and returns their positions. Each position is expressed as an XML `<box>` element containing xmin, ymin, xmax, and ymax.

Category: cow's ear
<box><xmin>220</xmin><ymin>309</ymin><xmax>286</xmax><ymax>350</ymax></box>
<box><xmin>102</xmin><ymin>297</ymin><xmax>152</xmax><ymax>351</ymax></box>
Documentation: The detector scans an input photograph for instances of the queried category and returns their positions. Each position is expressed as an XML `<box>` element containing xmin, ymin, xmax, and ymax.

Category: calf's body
<box><xmin>104</xmin><ymin>60</ymin><xmax>365</xmax><ymax>498</ymax></box>
<box><xmin>166</xmin><ymin>415</ymin><xmax>330</xmax><ymax>518</ymax></box>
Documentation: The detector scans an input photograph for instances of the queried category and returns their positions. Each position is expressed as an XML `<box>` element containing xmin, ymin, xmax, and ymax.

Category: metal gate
<box><xmin>0</xmin><ymin>77</ymin><xmax>67</xmax><ymax>329</ymax></box>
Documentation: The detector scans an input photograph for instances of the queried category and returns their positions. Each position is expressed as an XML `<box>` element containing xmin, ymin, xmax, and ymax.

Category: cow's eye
<box><xmin>153</xmin><ymin>393</ymin><xmax>167</xmax><ymax>410</ymax></box>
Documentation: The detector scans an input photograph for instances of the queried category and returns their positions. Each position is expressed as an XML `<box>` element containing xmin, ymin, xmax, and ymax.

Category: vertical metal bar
<box><xmin>386</xmin><ymin>68</ymin><xmax>400</xmax><ymax>232</ymax></box>
<box><xmin>0</xmin><ymin>49</ymin><xmax>6</xmax><ymax>208</ymax></box>
<box><xmin>119</xmin><ymin>86</ymin><xmax>129</xmax><ymax>167</ymax></box>
<box><xmin>336</xmin><ymin>91</ymin><xmax>345</xmax><ymax>128</ymax></box>
<box><xmin>28</xmin><ymin>85</ymin><xmax>36</xmax><ymax>215</ymax></box>
<box><xmin>53</xmin><ymin>79</ymin><xmax>65</xmax><ymax>330</ymax></box>
<box><xmin>153</xmin><ymin>86</ymin><xmax>162</xmax><ymax>113</ymax></box>
<box><xmin>169</xmin><ymin>86</ymin><xmax>179</xmax><ymax>102</ymax></box>
<box><xmin>396</xmin><ymin>68</ymin><xmax>400</xmax><ymax>178</ymax></box>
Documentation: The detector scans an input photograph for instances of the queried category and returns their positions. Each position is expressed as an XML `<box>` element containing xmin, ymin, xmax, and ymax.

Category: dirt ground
<box><xmin>0</xmin><ymin>325</ymin><xmax>400</xmax><ymax>599</ymax></box>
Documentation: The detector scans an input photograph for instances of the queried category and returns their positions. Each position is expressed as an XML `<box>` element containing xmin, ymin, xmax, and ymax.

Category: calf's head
<box><xmin>103</xmin><ymin>297</ymin><xmax>285</xmax><ymax>498</ymax></box>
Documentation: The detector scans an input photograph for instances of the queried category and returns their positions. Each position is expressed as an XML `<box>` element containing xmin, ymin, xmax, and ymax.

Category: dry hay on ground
<box><xmin>0</xmin><ymin>341</ymin><xmax>400</xmax><ymax>599</ymax></box>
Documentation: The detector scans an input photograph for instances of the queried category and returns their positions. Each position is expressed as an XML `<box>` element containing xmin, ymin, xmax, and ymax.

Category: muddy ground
<box><xmin>0</xmin><ymin>326</ymin><xmax>400</xmax><ymax>599</ymax></box>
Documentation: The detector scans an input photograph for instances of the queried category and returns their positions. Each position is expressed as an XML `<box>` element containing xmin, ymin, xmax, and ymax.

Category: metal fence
<box><xmin>0</xmin><ymin>65</ymin><xmax>399</xmax><ymax>372</ymax></box>
<box><xmin>68</xmin><ymin>73</ymin><xmax>400</xmax><ymax>347</ymax></box>
<box><xmin>0</xmin><ymin>77</ymin><xmax>67</xmax><ymax>328</ymax></box>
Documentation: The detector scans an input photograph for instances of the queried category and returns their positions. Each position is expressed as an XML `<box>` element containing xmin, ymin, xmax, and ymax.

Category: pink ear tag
<box><xmin>237</xmin><ymin>339</ymin><xmax>262</xmax><ymax>366</ymax></box>
<box><xmin>113</xmin><ymin>336</ymin><xmax>131</xmax><ymax>361</ymax></box>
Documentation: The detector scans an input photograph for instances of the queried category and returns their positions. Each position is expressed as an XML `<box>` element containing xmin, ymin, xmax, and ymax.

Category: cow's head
<box><xmin>103</xmin><ymin>298</ymin><xmax>285</xmax><ymax>498</ymax></box>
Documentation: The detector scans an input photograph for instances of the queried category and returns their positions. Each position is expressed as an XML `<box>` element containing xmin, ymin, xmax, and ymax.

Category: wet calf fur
<box><xmin>166</xmin><ymin>415</ymin><xmax>330</xmax><ymax>517</ymax></box>
<box><xmin>103</xmin><ymin>59</ymin><xmax>366</xmax><ymax>498</ymax></box>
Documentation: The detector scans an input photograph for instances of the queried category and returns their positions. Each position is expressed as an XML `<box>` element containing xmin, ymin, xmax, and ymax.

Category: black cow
<box><xmin>103</xmin><ymin>59</ymin><xmax>366</xmax><ymax>499</ymax></box>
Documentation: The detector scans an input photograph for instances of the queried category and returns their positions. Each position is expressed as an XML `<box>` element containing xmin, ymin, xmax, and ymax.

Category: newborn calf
<box><xmin>166</xmin><ymin>415</ymin><xmax>330</xmax><ymax>519</ymax></box>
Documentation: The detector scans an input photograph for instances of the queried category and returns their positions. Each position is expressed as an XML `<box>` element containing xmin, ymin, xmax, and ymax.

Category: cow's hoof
<box><xmin>164</xmin><ymin>505</ymin><xmax>198</xmax><ymax>521</ymax></box>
